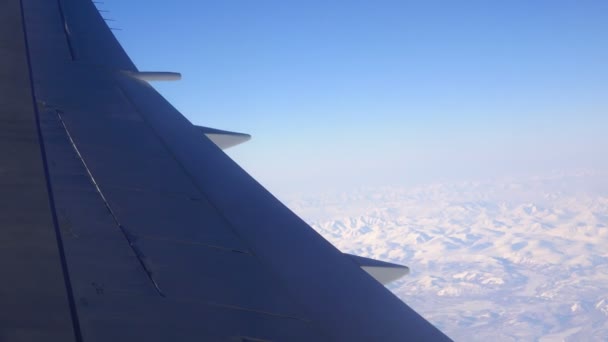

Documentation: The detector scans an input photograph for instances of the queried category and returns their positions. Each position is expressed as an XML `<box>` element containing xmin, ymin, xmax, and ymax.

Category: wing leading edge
<box><xmin>0</xmin><ymin>0</ymin><xmax>453</xmax><ymax>340</ymax></box>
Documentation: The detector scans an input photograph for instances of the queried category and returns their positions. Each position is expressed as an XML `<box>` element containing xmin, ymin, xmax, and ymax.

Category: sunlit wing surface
<box><xmin>0</xmin><ymin>0</ymin><xmax>451</xmax><ymax>340</ymax></box>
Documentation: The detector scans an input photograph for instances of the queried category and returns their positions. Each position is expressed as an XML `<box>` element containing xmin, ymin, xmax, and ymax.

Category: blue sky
<box><xmin>105</xmin><ymin>0</ymin><xmax>608</xmax><ymax>195</ymax></box>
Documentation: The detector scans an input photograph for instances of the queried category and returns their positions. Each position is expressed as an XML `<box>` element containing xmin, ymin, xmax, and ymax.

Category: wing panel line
<box><xmin>54</xmin><ymin>108</ymin><xmax>166</xmax><ymax>297</ymax></box>
<box><xmin>56</xmin><ymin>0</ymin><xmax>76</xmax><ymax>60</ymax></box>
<box><xmin>19</xmin><ymin>0</ymin><xmax>82</xmax><ymax>340</ymax></box>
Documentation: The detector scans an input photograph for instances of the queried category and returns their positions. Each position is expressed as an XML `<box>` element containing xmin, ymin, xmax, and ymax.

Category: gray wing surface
<box><xmin>0</xmin><ymin>0</ymin><xmax>451</xmax><ymax>341</ymax></box>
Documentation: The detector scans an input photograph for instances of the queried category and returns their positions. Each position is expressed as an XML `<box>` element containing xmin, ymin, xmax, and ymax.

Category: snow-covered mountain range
<box><xmin>284</xmin><ymin>172</ymin><xmax>608</xmax><ymax>341</ymax></box>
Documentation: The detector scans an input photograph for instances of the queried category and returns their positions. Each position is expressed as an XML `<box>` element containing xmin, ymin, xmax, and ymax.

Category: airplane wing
<box><xmin>0</xmin><ymin>0</ymin><xmax>451</xmax><ymax>340</ymax></box>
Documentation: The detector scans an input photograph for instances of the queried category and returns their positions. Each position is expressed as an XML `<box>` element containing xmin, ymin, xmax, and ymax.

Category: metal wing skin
<box><xmin>0</xmin><ymin>0</ymin><xmax>451</xmax><ymax>341</ymax></box>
